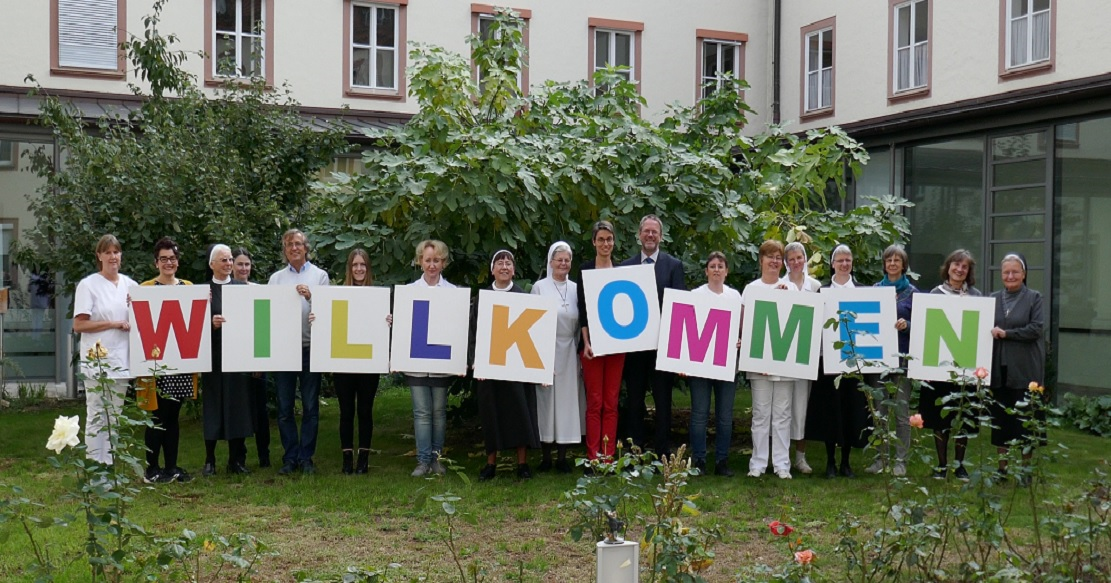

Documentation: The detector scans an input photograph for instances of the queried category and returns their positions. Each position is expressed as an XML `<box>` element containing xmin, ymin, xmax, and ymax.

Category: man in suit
<box><xmin>620</xmin><ymin>214</ymin><xmax>686</xmax><ymax>455</ymax></box>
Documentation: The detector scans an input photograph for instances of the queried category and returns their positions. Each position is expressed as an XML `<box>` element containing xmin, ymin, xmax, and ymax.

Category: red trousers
<box><xmin>581</xmin><ymin>352</ymin><xmax>625</xmax><ymax>459</ymax></box>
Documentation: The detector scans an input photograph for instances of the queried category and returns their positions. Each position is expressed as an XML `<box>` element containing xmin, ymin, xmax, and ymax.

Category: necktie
<box><xmin>643</xmin><ymin>257</ymin><xmax>654</xmax><ymax>265</ymax></box>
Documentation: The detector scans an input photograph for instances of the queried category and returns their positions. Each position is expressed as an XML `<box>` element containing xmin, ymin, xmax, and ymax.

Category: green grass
<box><xmin>1</xmin><ymin>385</ymin><xmax>1107</xmax><ymax>582</ymax></box>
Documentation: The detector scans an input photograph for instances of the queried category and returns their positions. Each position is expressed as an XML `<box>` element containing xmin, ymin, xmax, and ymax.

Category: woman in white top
<box><xmin>531</xmin><ymin>241</ymin><xmax>585</xmax><ymax>473</ymax></box>
<box><xmin>687</xmin><ymin>251</ymin><xmax>742</xmax><ymax>476</ymax></box>
<box><xmin>740</xmin><ymin>240</ymin><xmax>795</xmax><ymax>479</ymax></box>
<box><xmin>73</xmin><ymin>234</ymin><xmax>138</xmax><ymax>464</ymax></box>
<box><xmin>783</xmin><ymin>242</ymin><xmax>822</xmax><ymax>475</ymax></box>
<box><xmin>405</xmin><ymin>239</ymin><xmax>456</xmax><ymax>477</ymax></box>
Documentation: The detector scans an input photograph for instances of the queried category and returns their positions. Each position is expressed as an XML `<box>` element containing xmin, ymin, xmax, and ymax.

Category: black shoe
<box><xmin>202</xmin><ymin>462</ymin><xmax>217</xmax><ymax>477</ymax></box>
<box><xmin>144</xmin><ymin>466</ymin><xmax>163</xmax><ymax>484</ymax></box>
<box><xmin>258</xmin><ymin>455</ymin><xmax>271</xmax><ymax>469</ymax></box>
<box><xmin>714</xmin><ymin>461</ymin><xmax>734</xmax><ymax>477</ymax></box>
<box><xmin>478</xmin><ymin>464</ymin><xmax>496</xmax><ymax>482</ymax></box>
<box><xmin>954</xmin><ymin>466</ymin><xmax>970</xmax><ymax>481</ymax></box>
<box><xmin>301</xmin><ymin>460</ymin><xmax>316</xmax><ymax>475</ymax></box>
<box><xmin>355</xmin><ymin>450</ymin><xmax>370</xmax><ymax>475</ymax></box>
<box><xmin>342</xmin><ymin>451</ymin><xmax>354</xmax><ymax>475</ymax></box>
<box><xmin>825</xmin><ymin>465</ymin><xmax>837</xmax><ymax>479</ymax></box>
<box><xmin>537</xmin><ymin>459</ymin><xmax>552</xmax><ymax>472</ymax></box>
<box><xmin>583</xmin><ymin>465</ymin><xmax>595</xmax><ymax>477</ymax></box>
<box><xmin>692</xmin><ymin>459</ymin><xmax>707</xmax><ymax>475</ymax></box>
<box><xmin>517</xmin><ymin>463</ymin><xmax>533</xmax><ymax>480</ymax></box>
<box><xmin>278</xmin><ymin>461</ymin><xmax>298</xmax><ymax>475</ymax></box>
<box><xmin>555</xmin><ymin>459</ymin><xmax>573</xmax><ymax>474</ymax></box>
<box><xmin>164</xmin><ymin>467</ymin><xmax>194</xmax><ymax>483</ymax></box>
<box><xmin>227</xmin><ymin>462</ymin><xmax>250</xmax><ymax>475</ymax></box>
<box><xmin>839</xmin><ymin>463</ymin><xmax>855</xmax><ymax>478</ymax></box>
<box><xmin>932</xmin><ymin>468</ymin><xmax>948</xmax><ymax>480</ymax></box>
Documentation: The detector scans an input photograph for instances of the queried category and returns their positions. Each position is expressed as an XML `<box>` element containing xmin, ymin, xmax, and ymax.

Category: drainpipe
<box><xmin>772</xmin><ymin>0</ymin><xmax>782</xmax><ymax>124</ymax></box>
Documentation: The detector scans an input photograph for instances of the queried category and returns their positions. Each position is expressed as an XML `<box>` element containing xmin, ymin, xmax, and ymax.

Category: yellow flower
<box><xmin>150</xmin><ymin>345</ymin><xmax>161</xmax><ymax>359</ymax></box>
<box><xmin>203</xmin><ymin>539</ymin><xmax>216</xmax><ymax>553</ymax></box>
<box><xmin>87</xmin><ymin>340</ymin><xmax>109</xmax><ymax>360</ymax></box>
<box><xmin>1028</xmin><ymin>381</ymin><xmax>1045</xmax><ymax>394</ymax></box>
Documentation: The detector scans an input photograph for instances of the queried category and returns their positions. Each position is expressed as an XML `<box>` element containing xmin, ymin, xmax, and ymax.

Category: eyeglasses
<box><xmin>157</xmin><ymin>256</ymin><xmax>178</xmax><ymax>264</ymax></box>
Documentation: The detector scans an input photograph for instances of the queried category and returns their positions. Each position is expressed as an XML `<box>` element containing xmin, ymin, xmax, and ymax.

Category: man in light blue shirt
<box><xmin>268</xmin><ymin>229</ymin><xmax>330</xmax><ymax>475</ymax></box>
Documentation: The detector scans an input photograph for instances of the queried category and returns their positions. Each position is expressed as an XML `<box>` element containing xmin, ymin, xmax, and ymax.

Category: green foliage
<box><xmin>14</xmin><ymin>1</ymin><xmax>347</xmax><ymax>299</ymax></box>
<box><xmin>1061</xmin><ymin>393</ymin><xmax>1111</xmax><ymax>437</ymax></box>
<box><xmin>310</xmin><ymin>10</ymin><xmax>910</xmax><ymax>288</ymax></box>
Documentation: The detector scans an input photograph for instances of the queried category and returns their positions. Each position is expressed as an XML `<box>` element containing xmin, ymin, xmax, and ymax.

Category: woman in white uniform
<box><xmin>531</xmin><ymin>241</ymin><xmax>585</xmax><ymax>473</ymax></box>
<box><xmin>782</xmin><ymin>242</ymin><xmax>822</xmax><ymax>475</ymax></box>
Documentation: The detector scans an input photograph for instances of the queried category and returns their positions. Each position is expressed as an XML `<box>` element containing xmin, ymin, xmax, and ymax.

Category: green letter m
<box><xmin>749</xmin><ymin>300</ymin><xmax>814</xmax><ymax>364</ymax></box>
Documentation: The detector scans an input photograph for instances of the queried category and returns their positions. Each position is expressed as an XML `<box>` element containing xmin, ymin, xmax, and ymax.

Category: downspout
<box><xmin>772</xmin><ymin>0</ymin><xmax>782</xmax><ymax>124</ymax></box>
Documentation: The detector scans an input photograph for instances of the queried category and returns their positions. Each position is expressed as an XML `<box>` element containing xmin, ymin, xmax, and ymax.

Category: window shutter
<box><xmin>58</xmin><ymin>0</ymin><xmax>119</xmax><ymax>70</ymax></box>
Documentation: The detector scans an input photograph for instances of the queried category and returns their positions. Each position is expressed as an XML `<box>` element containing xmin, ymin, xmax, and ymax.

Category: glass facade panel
<box><xmin>992</xmin><ymin>214</ymin><xmax>1045</xmax><ymax>240</ymax></box>
<box><xmin>1055</xmin><ymin>115</ymin><xmax>1111</xmax><ymax>392</ymax></box>
<box><xmin>993</xmin><ymin>186</ymin><xmax>1044</xmax><ymax>213</ymax></box>
<box><xmin>992</xmin><ymin>131</ymin><xmax>1046</xmax><ymax>160</ymax></box>
<box><xmin>990</xmin><ymin>241</ymin><xmax>1045</xmax><ymax>267</ymax></box>
<box><xmin>993</xmin><ymin>159</ymin><xmax>1045</xmax><ymax>187</ymax></box>
<box><xmin>0</xmin><ymin>135</ymin><xmax>58</xmax><ymax>381</ymax></box>
<box><xmin>904</xmin><ymin>138</ymin><xmax>985</xmax><ymax>291</ymax></box>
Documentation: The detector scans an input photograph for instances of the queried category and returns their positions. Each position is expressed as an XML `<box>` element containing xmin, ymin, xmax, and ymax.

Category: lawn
<box><xmin>1</xmin><ymin>381</ymin><xmax>1107</xmax><ymax>582</ymax></box>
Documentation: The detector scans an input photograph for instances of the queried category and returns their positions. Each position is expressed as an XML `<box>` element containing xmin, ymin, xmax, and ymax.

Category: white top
<box><xmin>693</xmin><ymin>282</ymin><xmax>742</xmax><ymax>302</ymax></box>
<box><xmin>639</xmin><ymin>249</ymin><xmax>660</xmax><ymax>264</ymax></box>
<box><xmin>783</xmin><ymin>275</ymin><xmax>821</xmax><ymax>292</ymax></box>
<box><xmin>74</xmin><ymin>272</ymin><xmax>138</xmax><ymax>379</ymax></box>
<box><xmin>829</xmin><ymin>276</ymin><xmax>856</xmax><ymax>289</ymax></box>
<box><xmin>268</xmin><ymin>261</ymin><xmax>330</xmax><ymax>346</ymax></box>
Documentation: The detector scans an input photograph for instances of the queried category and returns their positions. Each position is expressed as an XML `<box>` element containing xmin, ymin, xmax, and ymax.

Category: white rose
<box><xmin>46</xmin><ymin>415</ymin><xmax>81</xmax><ymax>454</ymax></box>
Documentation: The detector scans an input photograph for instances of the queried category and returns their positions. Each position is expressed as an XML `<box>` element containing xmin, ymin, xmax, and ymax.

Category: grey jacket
<box><xmin>990</xmin><ymin>286</ymin><xmax>1045</xmax><ymax>390</ymax></box>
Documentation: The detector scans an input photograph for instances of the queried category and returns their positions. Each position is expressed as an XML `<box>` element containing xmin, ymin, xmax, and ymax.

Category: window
<box><xmin>471</xmin><ymin>5</ymin><xmax>531</xmax><ymax>95</ymax></box>
<box><xmin>801</xmin><ymin>18</ymin><xmax>835</xmax><ymax>115</ymax></box>
<box><xmin>587</xmin><ymin>18</ymin><xmax>643</xmax><ymax>93</ymax></box>
<box><xmin>343</xmin><ymin>0</ymin><xmax>407</xmax><ymax>99</ymax></box>
<box><xmin>204</xmin><ymin>0</ymin><xmax>274</xmax><ymax>85</ymax></box>
<box><xmin>892</xmin><ymin>0</ymin><xmax>929</xmax><ymax>94</ymax></box>
<box><xmin>1006</xmin><ymin>0</ymin><xmax>1051</xmax><ymax>69</ymax></box>
<box><xmin>697</xmin><ymin>30</ymin><xmax>747</xmax><ymax>100</ymax></box>
<box><xmin>51</xmin><ymin>0</ymin><xmax>126</xmax><ymax>77</ymax></box>
<box><xmin>352</xmin><ymin>4</ymin><xmax>398</xmax><ymax>90</ymax></box>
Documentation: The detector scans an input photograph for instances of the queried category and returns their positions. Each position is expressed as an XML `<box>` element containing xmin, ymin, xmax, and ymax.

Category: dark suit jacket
<box><xmin>619</xmin><ymin>250</ymin><xmax>687</xmax><ymax>302</ymax></box>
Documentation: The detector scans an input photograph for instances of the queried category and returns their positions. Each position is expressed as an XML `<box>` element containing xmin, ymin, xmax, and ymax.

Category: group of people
<box><xmin>75</xmin><ymin>216</ymin><xmax>1046</xmax><ymax>484</ymax></box>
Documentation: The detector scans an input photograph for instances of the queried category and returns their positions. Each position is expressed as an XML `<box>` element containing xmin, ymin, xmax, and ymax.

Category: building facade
<box><xmin>1</xmin><ymin>0</ymin><xmax>1107</xmax><ymax>396</ymax></box>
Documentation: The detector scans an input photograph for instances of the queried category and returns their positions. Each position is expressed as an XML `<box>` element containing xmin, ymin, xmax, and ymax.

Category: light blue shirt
<box><xmin>268</xmin><ymin>261</ymin><xmax>330</xmax><ymax>346</ymax></box>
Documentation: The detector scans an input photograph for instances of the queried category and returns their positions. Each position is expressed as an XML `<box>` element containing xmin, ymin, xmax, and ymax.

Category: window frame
<box><xmin>204</xmin><ymin>0</ymin><xmax>275</xmax><ymax>87</ymax></box>
<box><xmin>888</xmin><ymin>0</ymin><xmax>931</xmax><ymax>102</ymax></box>
<box><xmin>587</xmin><ymin>18</ymin><xmax>644</xmax><ymax>95</ymax></box>
<box><xmin>998</xmin><ymin>0</ymin><xmax>1055</xmax><ymax>79</ymax></box>
<box><xmin>800</xmin><ymin>17</ymin><xmax>835</xmax><ymax>119</ymax></box>
<box><xmin>343</xmin><ymin>0</ymin><xmax>407</xmax><ymax>100</ymax></box>
<box><xmin>471</xmin><ymin>4</ymin><xmax>531</xmax><ymax>96</ymax></box>
<box><xmin>50</xmin><ymin>0</ymin><xmax>127</xmax><ymax>79</ymax></box>
<box><xmin>695</xmin><ymin>30</ymin><xmax>748</xmax><ymax>103</ymax></box>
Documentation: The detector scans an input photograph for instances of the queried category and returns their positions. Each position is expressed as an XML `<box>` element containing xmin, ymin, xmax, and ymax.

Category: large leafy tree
<box><xmin>15</xmin><ymin>1</ymin><xmax>348</xmax><ymax>296</ymax></box>
<box><xmin>311</xmin><ymin>11</ymin><xmax>909</xmax><ymax>289</ymax></box>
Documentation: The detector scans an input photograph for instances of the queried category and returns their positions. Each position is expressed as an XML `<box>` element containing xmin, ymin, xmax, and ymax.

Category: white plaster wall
<box><xmin>0</xmin><ymin>1</ymin><xmax>771</xmax><ymax>126</ymax></box>
<box><xmin>780</xmin><ymin>0</ymin><xmax>1111</xmax><ymax>131</ymax></box>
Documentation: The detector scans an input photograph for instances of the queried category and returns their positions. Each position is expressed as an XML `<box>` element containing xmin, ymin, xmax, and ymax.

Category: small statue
<box><xmin>604</xmin><ymin>510</ymin><xmax>625</xmax><ymax>544</ymax></box>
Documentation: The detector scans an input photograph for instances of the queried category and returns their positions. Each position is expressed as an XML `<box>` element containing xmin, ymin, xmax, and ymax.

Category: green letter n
<box><xmin>923</xmin><ymin>308</ymin><xmax>978</xmax><ymax>368</ymax></box>
<box><xmin>749</xmin><ymin>300</ymin><xmax>814</xmax><ymax>364</ymax></box>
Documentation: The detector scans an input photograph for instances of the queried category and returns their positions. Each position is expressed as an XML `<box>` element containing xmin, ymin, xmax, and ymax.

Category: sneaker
<box><xmin>893</xmin><ymin>462</ymin><xmax>907</xmax><ymax>477</ymax></box>
<box><xmin>865</xmin><ymin>460</ymin><xmax>885</xmax><ymax>474</ymax></box>
<box><xmin>776</xmin><ymin>469</ymin><xmax>793</xmax><ymax>480</ymax></box>
<box><xmin>165</xmin><ymin>467</ymin><xmax>194</xmax><ymax>483</ymax></box>
<box><xmin>411</xmin><ymin>463</ymin><xmax>432</xmax><ymax>477</ymax></box>
<box><xmin>202</xmin><ymin>462</ymin><xmax>217</xmax><ymax>477</ymax></box>
<box><xmin>430</xmin><ymin>459</ymin><xmax>446</xmax><ymax>475</ymax></box>
<box><xmin>517</xmin><ymin>463</ymin><xmax>533</xmax><ymax>480</ymax></box>
<box><xmin>478</xmin><ymin>464</ymin><xmax>496</xmax><ymax>482</ymax></box>
<box><xmin>692</xmin><ymin>459</ymin><xmax>707</xmax><ymax>475</ymax></box>
<box><xmin>954</xmin><ymin>466</ymin><xmax>970</xmax><ymax>481</ymax></box>
<box><xmin>143</xmin><ymin>466</ymin><xmax>163</xmax><ymax>484</ymax></box>
<box><xmin>714</xmin><ymin>461</ymin><xmax>735</xmax><ymax>477</ymax></box>
<box><xmin>839</xmin><ymin>463</ymin><xmax>856</xmax><ymax>479</ymax></box>
<box><xmin>794</xmin><ymin>455</ymin><xmax>813</xmax><ymax>475</ymax></box>
<box><xmin>932</xmin><ymin>468</ymin><xmax>948</xmax><ymax>480</ymax></box>
<box><xmin>278</xmin><ymin>461</ymin><xmax>298</xmax><ymax>475</ymax></box>
<box><xmin>300</xmin><ymin>460</ymin><xmax>316</xmax><ymax>475</ymax></box>
<box><xmin>747</xmin><ymin>469</ymin><xmax>763</xmax><ymax>478</ymax></box>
